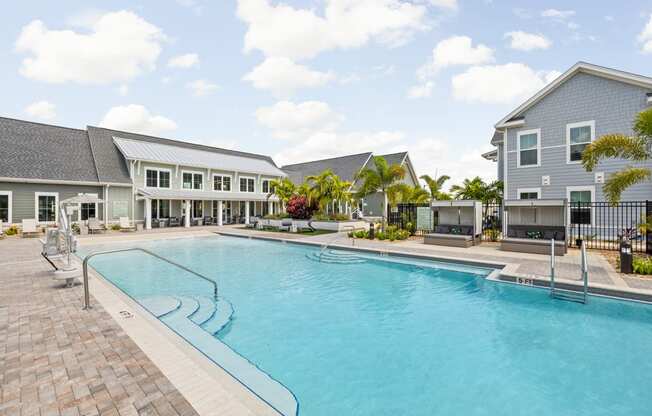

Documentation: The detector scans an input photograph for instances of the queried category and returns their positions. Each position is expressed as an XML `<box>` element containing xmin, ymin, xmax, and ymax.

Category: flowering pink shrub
<box><xmin>286</xmin><ymin>195</ymin><xmax>317</xmax><ymax>219</ymax></box>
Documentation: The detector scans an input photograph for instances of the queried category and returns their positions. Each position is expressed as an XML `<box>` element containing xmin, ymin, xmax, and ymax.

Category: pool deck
<box><xmin>3</xmin><ymin>225</ymin><xmax>652</xmax><ymax>416</ymax></box>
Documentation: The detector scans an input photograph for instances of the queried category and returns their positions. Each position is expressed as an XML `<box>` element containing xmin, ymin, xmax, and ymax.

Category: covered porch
<box><xmin>137</xmin><ymin>188</ymin><xmax>279</xmax><ymax>229</ymax></box>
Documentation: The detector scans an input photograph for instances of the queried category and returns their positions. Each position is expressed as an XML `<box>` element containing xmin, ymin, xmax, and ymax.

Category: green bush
<box><xmin>110</xmin><ymin>224</ymin><xmax>121</xmax><ymax>231</ymax></box>
<box><xmin>633</xmin><ymin>257</ymin><xmax>652</xmax><ymax>274</ymax></box>
<box><xmin>312</xmin><ymin>213</ymin><xmax>350</xmax><ymax>221</ymax></box>
<box><xmin>5</xmin><ymin>225</ymin><xmax>18</xmax><ymax>236</ymax></box>
<box><xmin>71</xmin><ymin>223</ymin><xmax>80</xmax><ymax>234</ymax></box>
<box><xmin>348</xmin><ymin>230</ymin><xmax>368</xmax><ymax>238</ymax></box>
<box><xmin>264</xmin><ymin>212</ymin><xmax>291</xmax><ymax>219</ymax></box>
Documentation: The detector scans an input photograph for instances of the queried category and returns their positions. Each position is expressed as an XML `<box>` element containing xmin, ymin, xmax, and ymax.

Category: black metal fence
<box><xmin>388</xmin><ymin>201</ymin><xmax>652</xmax><ymax>253</ymax></box>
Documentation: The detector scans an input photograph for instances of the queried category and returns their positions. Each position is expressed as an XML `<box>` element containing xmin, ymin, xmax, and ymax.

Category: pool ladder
<box><xmin>550</xmin><ymin>239</ymin><xmax>588</xmax><ymax>304</ymax></box>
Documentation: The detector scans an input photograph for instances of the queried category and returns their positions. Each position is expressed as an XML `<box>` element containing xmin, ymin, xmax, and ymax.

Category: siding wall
<box><xmin>106</xmin><ymin>186</ymin><xmax>134</xmax><ymax>221</ymax></box>
<box><xmin>504</xmin><ymin>72</ymin><xmax>652</xmax><ymax>201</ymax></box>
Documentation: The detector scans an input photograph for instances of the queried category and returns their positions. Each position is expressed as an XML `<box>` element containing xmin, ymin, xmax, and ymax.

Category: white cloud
<box><xmin>639</xmin><ymin>14</ymin><xmax>652</xmax><ymax>53</ymax></box>
<box><xmin>168</xmin><ymin>53</ymin><xmax>200</xmax><ymax>69</ymax></box>
<box><xmin>243</xmin><ymin>57</ymin><xmax>335</xmax><ymax>98</ymax></box>
<box><xmin>451</xmin><ymin>63</ymin><xmax>561</xmax><ymax>104</ymax></box>
<box><xmin>428</xmin><ymin>0</ymin><xmax>458</xmax><ymax>10</ymax></box>
<box><xmin>417</xmin><ymin>36</ymin><xmax>494</xmax><ymax>80</ymax></box>
<box><xmin>15</xmin><ymin>11</ymin><xmax>165</xmax><ymax>84</ymax></box>
<box><xmin>255</xmin><ymin>101</ymin><xmax>342</xmax><ymax>139</ymax></box>
<box><xmin>505</xmin><ymin>31</ymin><xmax>551</xmax><ymax>51</ymax></box>
<box><xmin>118</xmin><ymin>84</ymin><xmax>129</xmax><ymax>96</ymax></box>
<box><xmin>541</xmin><ymin>9</ymin><xmax>575</xmax><ymax>19</ymax></box>
<box><xmin>407</xmin><ymin>81</ymin><xmax>434</xmax><ymax>99</ymax></box>
<box><xmin>99</xmin><ymin>104</ymin><xmax>177</xmax><ymax>136</ymax></box>
<box><xmin>236</xmin><ymin>0</ymin><xmax>430</xmax><ymax>61</ymax></box>
<box><xmin>187</xmin><ymin>79</ymin><xmax>219</xmax><ymax>96</ymax></box>
<box><xmin>25</xmin><ymin>100</ymin><xmax>56</xmax><ymax>121</ymax></box>
<box><xmin>65</xmin><ymin>9</ymin><xmax>106</xmax><ymax>28</ymax></box>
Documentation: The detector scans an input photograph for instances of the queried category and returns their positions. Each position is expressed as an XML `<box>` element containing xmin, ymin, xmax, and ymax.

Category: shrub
<box><xmin>110</xmin><ymin>224</ymin><xmax>121</xmax><ymax>231</ymax></box>
<box><xmin>286</xmin><ymin>195</ymin><xmax>317</xmax><ymax>219</ymax></box>
<box><xmin>633</xmin><ymin>257</ymin><xmax>652</xmax><ymax>274</ymax></box>
<box><xmin>405</xmin><ymin>221</ymin><xmax>416</xmax><ymax>236</ymax></box>
<box><xmin>312</xmin><ymin>213</ymin><xmax>350</xmax><ymax>221</ymax></box>
<box><xmin>348</xmin><ymin>230</ymin><xmax>369</xmax><ymax>238</ymax></box>
<box><xmin>5</xmin><ymin>225</ymin><xmax>18</xmax><ymax>236</ymax></box>
<box><xmin>71</xmin><ymin>223</ymin><xmax>80</xmax><ymax>234</ymax></box>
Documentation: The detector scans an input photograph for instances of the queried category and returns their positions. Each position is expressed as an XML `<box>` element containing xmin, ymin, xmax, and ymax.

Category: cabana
<box><xmin>424</xmin><ymin>200</ymin><xmax>483</xmax><ymax>248</ymax></box>
<box><xmin>501</xmin><ymin>199</ymin><xmax>567</xmax><ymax>255</ymax></box>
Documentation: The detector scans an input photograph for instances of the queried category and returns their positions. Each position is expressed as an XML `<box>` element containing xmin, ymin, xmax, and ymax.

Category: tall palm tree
<box><xmin>355</xmin><ymin>156</ymin><xmax>406</xmax><ymax>230</ymax></box>
<box><xmin>267</xmin><ymin>178</ymin><xmax>296</xmax><ymax>206</ymax></box>
<box><xmin>389</xmin><ymin>183</ymin><xmax>431</xmax><ymax>204</ymax></box>
<box><xmin>420</xmin><ymin>174</ymin><xmax>451</xmax><ymax>200</ymax></box>
<box><xmin>306</xmin><ymin>170</ymin><xmax>352</xmax><ymax>214</ymax></box>
<box><xmin>450</xmin><ymin>177</ymin><xmax>486</xmax><ymax>200</ymax></box>
<box><xmin>582</xmin><ymin>107</ymin><xmax>652</xmax><ymax>204</ymax></box>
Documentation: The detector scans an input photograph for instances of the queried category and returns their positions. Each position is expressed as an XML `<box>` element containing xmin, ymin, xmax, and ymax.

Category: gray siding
<box><xmin>0</xmin><ymin>182</ymin><xmax>104</xmax><ymax>224</ymax></box>
<box><xmin>505</xmin><ymin>72</ymin><xmax>652</xmax><ymax>201</ymax></box>
<box><xmin>106</xmin><ymin>186</ymin><xmax>134</xmax><ymax>221</ymax></box>
<box><xmin>497</xmin><ymin>143</ymin><xmax>504</xmax><ymax>182</ymax></box>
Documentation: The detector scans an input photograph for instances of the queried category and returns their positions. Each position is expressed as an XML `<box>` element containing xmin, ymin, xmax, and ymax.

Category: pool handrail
<box><xmin>82</xmin><ymin>248</ymin><xmax>218</xmax><ymax>310</ymax></box>
<box><xmin>318</xmin><ymin>224</ymin><xmax>365</xmax><ymax>260</ymax></box>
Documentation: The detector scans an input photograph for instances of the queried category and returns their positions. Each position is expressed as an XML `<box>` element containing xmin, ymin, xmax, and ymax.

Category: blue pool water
<box><xmin>82</xmin><ymin>236</ymin><xmax>652</xmax><ymax>416</ymax></box>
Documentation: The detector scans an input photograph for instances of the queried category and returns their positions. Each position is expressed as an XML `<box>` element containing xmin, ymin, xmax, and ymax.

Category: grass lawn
<box><xmin>236</xmin><ymin>226</ymin><xmax>335</xmax><ymax>236</ymax></box>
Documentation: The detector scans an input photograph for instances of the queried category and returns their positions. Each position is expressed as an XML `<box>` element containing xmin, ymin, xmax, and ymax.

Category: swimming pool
<box><xmin>82</xmin><ymin>235</ymin><xmax>652</xmax><ymax>416</ymax></box>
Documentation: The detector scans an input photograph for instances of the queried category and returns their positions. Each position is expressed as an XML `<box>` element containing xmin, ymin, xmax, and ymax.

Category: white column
<box><xmin>245</xmin><ymin>201</ymin><xmax>250</xmax><ymax>225</ymax></box>
<box><xmin>184</xmin><ymin>200</ymin><xmax>191</xmax><ymax>228</ymax></box>
<box><xmin>268</xmin><ymin>200</ymin><xmax>273</xmax><ymax>216</ymax></box>
<box><xmin>217</xmin><ymin>200</ymin><xmax>223</xmax><ymax>226</ymax></box>
<box><xmin>145</xmin><ymin>199</ymin><xmax>152</xmax><ymax>230</ymax></box>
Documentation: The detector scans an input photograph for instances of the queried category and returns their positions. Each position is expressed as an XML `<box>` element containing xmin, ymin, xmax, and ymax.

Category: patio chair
<box><xmin>87</xmin><ymin>218</ymin><xmax>105</xmax><ymax>234</ymax></box>
<box><xmin>169</xmin><ymin>217</ymin><xmax>180</xmax><ymax>227</ymax></box>
<box><xmin>245</xmin><ymin>217</ymin><xmax>259</xmax><ymax>229</ymax></box>
<box><xmin>119</xmin><ymin>217</ymin><xmax>136</xmax><ymax>232</ymax></box>
<box><xmin>278</xmin><ymin>219</ymin><xmax>292</xmax><ymax>232</ymax></box>
<box><xmin>21</xmin><ymin>219</ymin><xmax>40</xmax><ymax>238</ymax></box>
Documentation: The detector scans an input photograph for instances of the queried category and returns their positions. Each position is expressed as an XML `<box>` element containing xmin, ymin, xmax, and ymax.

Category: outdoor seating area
<box><xmin>501</xmin><ymin>199</ymin><xmax>568</xmax><ymax>255</ymax></box>
<box><xmin>424</xmin><ymin>201</ymin><xmax>483</xmax><ymax>248</ymax></box>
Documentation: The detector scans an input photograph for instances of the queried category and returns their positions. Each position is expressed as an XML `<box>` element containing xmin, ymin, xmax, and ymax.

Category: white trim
<box><xmin>496</xmin><ymin>62</ymin><xmax>652</xmax><ymax>128</ymax></box>
<box><xmin>261</xmin><ymin>178</ymin><xmax>272</xmax><ymax>194</ymax></box>
<box><xmin>0</xmin><ymin>191</ymin><xmax>12</xmax><ymax>225</ymax></box>
<box><xmin>566</xmin><ymin>185</ymin><xmax>595</xmax><ymax>226</ymax></box>
<box><xmin>501</xmin><ymin>119</ymin><xmax>525</xmax><ymax>128</ymax></box>
<box><xmin>239</xmin><ymin>175</ymin><xmax>256</xmax><ymax>193</ymax></box>
<box><xmin>0</xmin><ymin>177</ymin><xmax>131</xmax><ymax>187</ymax></box>
<box><xmin>35</xmin><ymin>192</ymin><xmax>59</xmax><ymax>224</ymax></box>
<box><xmin>516</xmin><ymin>129</ymin><xmax>541</xmax><ymax>168</ymax></box>
<box><xmin>517</xmin><ymin>187</ymin><xmax>541</xmax><ymax>199</ymax></box>
<box><xmin>144</xmin><ymin>167</ymin><xmax>172</xmax><ymax>189</ymax></box>
<box><xmin>212</xmin><ymin>173</ymin><xmax>233</xmax><ymax>192</ymax></box>
<box><xmin>566</xmin><ymin>120</ymin><xmax>595</xmax><ymax>164</ymax></box>
<box><xmin>77</xmin><ymin>193</ymin><xmax>99</xmax><ymax>221</ymax></box>
<box><xmin>181</xmin><ymin>170</ymin><xmax>204</xmax><ymax>191</ymax></box>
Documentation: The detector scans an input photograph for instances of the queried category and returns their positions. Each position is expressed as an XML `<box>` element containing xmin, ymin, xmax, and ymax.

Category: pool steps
<box><xmin>305</xmin><ymin>249</ymin><xmax>367</xmax><ymax>264</ymax></box>
<box><xmin>137</xmin><ymin>294</ymin><xmax>298</xmax><ymax>416</ymax></box>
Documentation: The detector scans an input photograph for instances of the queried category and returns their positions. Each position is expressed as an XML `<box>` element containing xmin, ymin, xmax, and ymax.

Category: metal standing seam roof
<box><xmin>113</xmin><ymin>137</ymin><xmax>287</xmax><ymax>177</ymax></box>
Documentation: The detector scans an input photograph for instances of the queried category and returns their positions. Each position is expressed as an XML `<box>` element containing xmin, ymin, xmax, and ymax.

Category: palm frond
<box><xmin>581</xmin><ymin>134</ymin><xmax>649</xmax><ymax>171</ymax></box>
<box><xmin>634</xmin><ymin>107</ymin><xmax>652</xmax><ymax>139</ymax></box>
<box><xmin>603</xmin><ymin>167</ymin><xmax>652</xmax><ymax>205</ymax></box>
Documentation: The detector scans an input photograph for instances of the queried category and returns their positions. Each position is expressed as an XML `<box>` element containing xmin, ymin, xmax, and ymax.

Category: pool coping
<box><xmin>80</xmin><ymin>256</ymin><xmax>286</xmax><ymax>416</ymax></box>
<box><xmin>216</xmin><ymin>231</ymin><xmax>652</xmax><ymax>304</ymax></box>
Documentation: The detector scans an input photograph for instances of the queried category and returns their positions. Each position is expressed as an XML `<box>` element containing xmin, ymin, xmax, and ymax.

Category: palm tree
<box><xmin>355</xmin><ymin>156</ymin><xmax>406</xmax><ymax>230</ymax></box>
<box><xmin>390</xmin><ymin>184</ymin><xmax>430</xmax><ymax>204</ymax></box>
<box><xmin>306</xmin><ymin>170</ymin><xmax>352</xmax><ymax>214</ymax></box>
<box><xmin>267</xmin><ymin>178</ymin><xmax>296</xmax><ymax>206</ymax></box>
<box><xmin>582</xmin><ymin>107</ymin><xmax>652</xmax><ymax>204</ymax></box>
<box><xmin>420</xmin><ymin>174</ymin><xmax>451</xmax><ymax>200</ymax></box>
<box><xmin>450</xmin><ymin>177</ymin><xmax>486</xmax><ymax>200</ymax></box>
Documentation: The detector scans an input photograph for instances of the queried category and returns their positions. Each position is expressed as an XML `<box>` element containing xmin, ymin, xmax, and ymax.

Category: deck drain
<box><xmin>119</xmin><ymin>310</ymin><xmax>134</xmax><ymax>319</ymax></box>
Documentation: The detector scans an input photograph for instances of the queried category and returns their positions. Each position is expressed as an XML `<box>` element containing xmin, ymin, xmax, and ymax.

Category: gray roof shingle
<box><xmin>0</xmin><ymin>117</ymin><xmax>99</xmax><ymax>182</ymax></box>
<box><xmin>281</xmin><ymin>152</ymin><xmax>373</xmax><ymax>184</ymax></box>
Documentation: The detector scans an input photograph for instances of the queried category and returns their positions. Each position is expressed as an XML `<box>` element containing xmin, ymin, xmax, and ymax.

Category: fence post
<box><xmin>647</xmin><ymin>200</ymin><xmax>652</xmax><ymax>255</ymax></box>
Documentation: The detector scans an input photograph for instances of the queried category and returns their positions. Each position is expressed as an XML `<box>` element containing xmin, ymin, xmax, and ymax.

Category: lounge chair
<box><xmin>21</xmin><ymin>219</ymin><xmax>40</xmax><ymax>238</ymax></box>
<box><xmin>278</xmin><ymin>219</ymin><xmax>292</xmax><ymax>232</ymax></box>
<box><xmin>88</xmin><ymin>218</ymin><xmax>105</xmax><ymax>234</ymax></box>
<box><xmin>119</xmin><ymin>217</ymin><xmax>136</xmax><ymax>232</ymax></box>
<box><xmin>169</xmin><ymin>217</ymin><xmax>180</xmax><ymax>227</ymax></box>
<box><xmin>245</xmin><ymin>217</ymin><xmax>260</xmax><ymax>229</ymax></box>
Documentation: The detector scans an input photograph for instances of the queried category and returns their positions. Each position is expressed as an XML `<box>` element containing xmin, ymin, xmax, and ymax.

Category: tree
<box><xmin>420</xmin><ymin>174</ymin><xmax>451</xmax><ymax>200</ymax></box>
<box><xmin>355</xmin><ymin>156</ymin><xmax>406</xmax><ymax>230</ymax></box>
<box><xmin>306</xmin><ymin>169</ymin><xmax>352</xmax><ymax>214</ymax></box>
<box><xmin>582</xmin><ymin>108</ymin><xmax>652</xmax><ymax>204</ymax></box>
<box><xmin>450</xmin><ymin>177</ymin><xmax>503</xmax><ymax>205</ymax></box>
<box><xmin>267</xmin><ymin>178</ymin><xmax>296</xmax><ymax>206</ymax></box>
<box><xmin>390</xmin><ymin>184</ymin><xmax>431</xmax><ymax>204</ymax></box>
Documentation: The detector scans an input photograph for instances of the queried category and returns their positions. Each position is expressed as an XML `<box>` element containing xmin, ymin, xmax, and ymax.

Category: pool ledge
<box><xmin>84</xmin><ymin>261</ymin><xmax>295</xmax><ymax>416</ymax></box>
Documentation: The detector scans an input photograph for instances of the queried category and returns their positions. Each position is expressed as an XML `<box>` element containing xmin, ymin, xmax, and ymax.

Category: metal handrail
<box><xmin>318</xmin><ymin>224</ymin><xmax>362</xmax><ymax>259</ymax></box>
<box><xmin>581</xmin><ymin>240</ymin><xmax>589</xmax><ymax>301</ymax></box>
<box><xmin>549</xmin><ymin>238</ymin><xmax>555</xmax><ymax>297</ymax></box>
<box><xmin>82</xmin><ymin>248</ymin><xmax>218</xmax><ymax>310</ymax></box>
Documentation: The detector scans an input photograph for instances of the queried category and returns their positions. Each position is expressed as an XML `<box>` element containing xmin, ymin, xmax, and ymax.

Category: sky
<box><xmin>1</xmin><ymin>1</ymin><xmax>651</xmax><ymax>186</ymax></box>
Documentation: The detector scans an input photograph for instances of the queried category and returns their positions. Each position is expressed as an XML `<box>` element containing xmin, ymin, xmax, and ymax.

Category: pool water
<box><xmin>83</xmin><ymin>236</ymin><xmax>652</xmax><ymax>416</ymax></box>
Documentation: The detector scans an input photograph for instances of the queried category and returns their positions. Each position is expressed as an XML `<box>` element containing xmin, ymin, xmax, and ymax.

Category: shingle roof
<box><xmin>0</xmin><ymin>117</ymin><xmax>99</xmax><ymax>182</ymax></box>
<box><xmin>377</xmin><ymin>152</ymin><xmax>407</xmax><ymax>167</ymax></box>
<box><xmin>281</xmin><ymin>152</ymin><xmax>373</xmax><ymax>184</ymax></box>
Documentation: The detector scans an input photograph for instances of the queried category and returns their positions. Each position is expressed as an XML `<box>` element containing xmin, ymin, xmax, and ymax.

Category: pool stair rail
<box><xmin>82</xmin><ymin>248</ymin><xmax>218</xmax><ymax>310</ymax></box>
<box><xmin>550</xmin><ymin>239</ymin><xmax>589</xmax><ymax>304</ymax></box>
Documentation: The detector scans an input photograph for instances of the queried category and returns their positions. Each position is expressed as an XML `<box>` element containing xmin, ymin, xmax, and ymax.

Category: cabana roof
<box><xmin>504</xmin><ymin>199</ymin><xmax>566</xmax><ymax>208</ymax></box>
<box><xmin>431</xmin><ymin>200</ymin><xmax>481</xmax><ymax>208</ymax></box>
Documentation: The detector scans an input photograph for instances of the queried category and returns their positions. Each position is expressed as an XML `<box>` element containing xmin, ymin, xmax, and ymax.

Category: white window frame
<box><xmin>566</xmin><ymin>185</ymin><xmax>595</xmax><ymax>226</ymax></box>
<box><xmin>261</xmin><ymin>179</ymin><xmax>271</xmax><ymax>194</ymax></box>
<box><xmin>77</xmin><ymin>193</ymin><xmax>98</xmax><ymax>222</ymax></box>
<box><xmin>517</xmin><ymin>187</ymin><xmax>541</xmax><ymax>200</ymax></box>
<box><xmin>145</xmin><ymin>168</ymin><xmax>172</xmax><ymax>189</ymax></box>
<box><xmin>517</xmin><ymin>128</ymin><xmax>541</xmax><ymax>168</ymax></box>
<box><xmin>182</xmin><ymin>170</ymin><xmax>204</xmax><ymax>191</ymax></box>
<box><xmin>239</xmin><ymin>176</ymin><xmax>256</xmax><ymax>193</ymax></box>
<box><xmin>212</xmin><ymin>174</ymin><xmax>233</xmax><ymax>192</ymax></box>
<box><xmin>0</xmin><ymin>190</ymin><xmax>12</xmax><ymax>224</ymax></box>
<box><xmin>566</xmin><ymin>120</ymin><xmax>595</xmax><ymax>164</ymax></box>
<box><xmin>35</xmin><ymin>192</ymin><xmax>59</xmax><ymax>224</ymax></box>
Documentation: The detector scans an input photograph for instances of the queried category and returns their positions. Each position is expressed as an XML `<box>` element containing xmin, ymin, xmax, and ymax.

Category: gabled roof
<box><xmin>481</xmin><ymin>149</ymin><xmax>498</xmax><ymax>162</ymax></box>
<box><xmin>495</xmin><ymin>62</ymin><xmax>652</xmax><ymax>129</ymax></box>
<box><xmin>112</xmin><ymin>136</ymin><xmax>286</xmax><ymax>177</ymax></box>
<box><xmin>0</xmin><ymin>117</ymin><xmax>100</xmax><ymax>183</ymax></box>
<box><xmin>281</xmin><ymin>152</ymin><xmax>373</xmax><ymax>184</ymax></box>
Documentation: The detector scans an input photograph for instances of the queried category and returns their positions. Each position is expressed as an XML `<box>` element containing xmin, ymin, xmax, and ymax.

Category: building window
<box><xmin>183</xmin><ymin>172</ymin><xmax>203</xmax><ymax>190</ymax></box>
<box><xmin>192</xmin><ymin>200</ymin><xmax>203</xmax><ymax>218</ymax></box>
<box><xmin>36</xmin><ymin>193</ymin><xmax>57</xmax><ymax>223</ymax></box>
<box><xmin>151</xmin><ymin>199</ymin><xmax>158</xmax><ymax>219</ymax></box>
<box><xmin>213</xmin><ymin>175</ymin><xmax>232</xmax><ymax>191</ymax></box>
<box><xmin>518</xmin><ymin>189</ymin><xmax>540</xmax><ymax>200</ymax></box>
<box><xmin>0</xmin><ymin>191</ymin><xmax>10</xmax><ymax>223</ymax></box>
<box><xmin>80</xmin><ymin>203</ymin><xmax>96</xmax><ymax>220</ymax></box>
<box><xmin>262</xmin><ymin>179</ymin><xmax>270</xmax><ymax>194</ymax></box>
<box><xmin>240</xmin><ymin>177</ymin><xmax>255</xmax><ymax>193</ymax></box>
<box><xmin>567</xmin><ymin>121</ymin><xmax>595</xmax><ymax>163</ymax></box>
<box><xmin>145</xmin><ymin>169</ymin><xmax>171</xmax><ymax>188</ymax></box>
<box><xmin>517</xmin><ymin>129</ymin><xmax>540</xmax><ymax>167</ymax></box>
<box><xmin>569</xmin><ymin>188</ymin><xmax>593</xmax><ymax>225</ymax></box>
